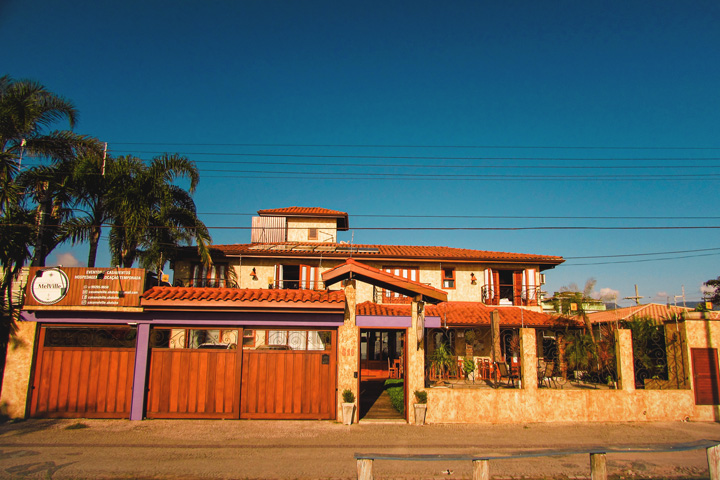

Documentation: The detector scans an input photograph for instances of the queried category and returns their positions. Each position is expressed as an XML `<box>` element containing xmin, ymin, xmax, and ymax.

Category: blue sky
<box><xmin>3</xmin><ymin>0</ymin><xmax>719</xmax><ymax>306</ymax></box>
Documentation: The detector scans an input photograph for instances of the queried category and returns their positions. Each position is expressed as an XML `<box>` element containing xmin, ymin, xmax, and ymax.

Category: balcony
<box><xmin>482</xmin><ymin>284</ymin><xmax>540</xmax><ymax>306</ymax></box>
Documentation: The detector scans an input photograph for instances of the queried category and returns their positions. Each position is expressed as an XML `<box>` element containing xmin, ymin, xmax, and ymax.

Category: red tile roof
<box><xmin>141</xmin><ymin>287</ymin><xmax>345</xmax><ymax>310</ymax></box>
<box><xmin>322</xmin><ymin>259</ymin><xmax>447</xmax><ymax>304</ymax></box>
<box><xmin>356</xmin><ymin>301</ymin><xmax>577</xmax><ymax>328</ymax></box>
<box><xmin>258</xmin><ymin>206</ymin><xmax>348</xmax><ymax>217</ymax></box>
<box><xmin>208</xmin><ymin>242</ymin><xmax>564</xmax><ymax>267</ymax></box>
<box><xmin>257</xmin><ymin>207</ymin><xmax>349</xmax><ymax>230</ymax></box>
<box><xmin>589</xmin><ymin>303</ymin><xmax>720</xmax><ymax>323</ymax></box>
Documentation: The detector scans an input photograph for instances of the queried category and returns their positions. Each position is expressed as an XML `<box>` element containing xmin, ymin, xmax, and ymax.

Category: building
<box><xmin>4</xmin><ymin>207</ymin><xmax>720</xmax><ymax>424</ymax></box>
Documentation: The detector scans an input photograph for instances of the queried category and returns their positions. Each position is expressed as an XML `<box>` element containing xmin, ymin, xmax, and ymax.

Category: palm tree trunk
<box><xmin>30</xmin><ymin>189</ymin><xmax>52</xmax><ymax>267</ymax></box>
<box><xmin>87</xmin><ymin>226</ymin><xmax>101</xmax><ymax>267</ymax></box>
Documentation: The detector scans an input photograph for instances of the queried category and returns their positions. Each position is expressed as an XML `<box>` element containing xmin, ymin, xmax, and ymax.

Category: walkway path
<box><xmin>0</xmin><ymin>419</ymin><xmax>718</xmax><ymax>479</ymax></box>
<box><xmin>360</xmin><ymin>379</ymin><xmax>405</xmax><ymax>420</ymax></box>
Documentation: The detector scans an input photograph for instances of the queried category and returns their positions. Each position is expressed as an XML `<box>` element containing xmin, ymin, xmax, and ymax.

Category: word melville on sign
<box><xmin>24</xmin><ymin>267</ymin><xmax>146</xmax><ymax>310</ymax></box>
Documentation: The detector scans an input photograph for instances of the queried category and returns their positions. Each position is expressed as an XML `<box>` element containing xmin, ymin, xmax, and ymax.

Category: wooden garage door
<box><xmin>30</xmin><ymin>326</ymin><xmax>136</xmax><ymax>418</ymax></box>
<box><xmin>692</xmin><ymin>348</ymin><xmax>720</xmax><ymax>405</ymax></box>
<box><xmin>241</xmin><ymin>329</ymin><xmax>336</xmax><ymax>419</ymax></box>
<box><xmin>146</xmin><ymin>328</ymin><xmax>241</xmax><ymax>419</ymax></box>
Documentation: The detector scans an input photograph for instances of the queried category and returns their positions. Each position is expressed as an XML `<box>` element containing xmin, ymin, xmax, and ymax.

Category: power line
<box><xmin>565</xmin><ymin>247</ymin><xmax>720</xmax><ymax>259</ymax></box>
<box><xmin>107</xmin><ymin>142</ymin><xmax>720</xmax><ymax>150</ymax></box>
<box><xmin>6</xmin><ymin>223</ymin><xmax>720</xmax><ymax>231</ymax></box>
<box><xmin>198</xmin><ymin>212</ymin><xmax>720</xmax><ymax>220</ymax></box>
<box><xmin>561</xmin><ymin>252</ymin><xmax>720</xmax><ymax>266</ymax></box>
<box><xmin>106</xmin><ymin>150</ymin><xmax>720</xmax><ymax>162</ymax></box>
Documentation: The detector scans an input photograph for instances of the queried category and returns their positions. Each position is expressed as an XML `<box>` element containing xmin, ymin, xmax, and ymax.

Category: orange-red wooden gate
<box><xmin>692</xmin><ymin>348</ymin><xmax>720</xmax><ymax>405</ymax></box>
<box><xmin>146</xmin><ymin>348</ymin><xmax>241</xmax><ymax>419</ymax></box>
<box><xmin>240</xmin><ymin>346</ymin><xmax>336</xmax><ymax>419</ymax></box>
<box><xmin>30</xmin><ymin>327</ymin><xmax>135</xmax><ymax>418</ymax></box>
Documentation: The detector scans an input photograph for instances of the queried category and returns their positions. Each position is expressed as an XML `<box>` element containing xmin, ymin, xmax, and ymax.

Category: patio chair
<box><xmin>496</xmin><ymin>362</ymin><xmax>519</xmax><ymax>388</ymax></box>
<box><xmin>388</xmin><ymin>358</ymin><xmax>399</xmax><ymax>379</ymax></box>
<box><xmin>538</xmin><ymin>361</ymin><xmax>556</xmax><ymax>388</ymax></box>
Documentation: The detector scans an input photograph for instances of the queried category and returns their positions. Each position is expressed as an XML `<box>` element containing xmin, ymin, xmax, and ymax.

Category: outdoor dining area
<box><xmin>425</xmin><ymin>326</ymin><xmax>619</xmax><ymax>390</ymax></box>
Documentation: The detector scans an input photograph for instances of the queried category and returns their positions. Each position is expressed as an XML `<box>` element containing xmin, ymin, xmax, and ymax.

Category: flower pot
<box><xmin>342</xmin><ymin>402</ymin><xmax>355</xmax><ymax>425</ymax></box>
<box><xmin>414</xmin><ymin>403</ymin><xmax>427</xmax><ymax>425</ymax></box>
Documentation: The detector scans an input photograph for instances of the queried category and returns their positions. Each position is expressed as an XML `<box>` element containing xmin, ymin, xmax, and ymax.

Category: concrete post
<box><xmin>337</xmin><ymin>280</ymin><xmax>360</xmax><ymax>422</ymax></box>
<box><xmin>616</xmin><ymin>329</ymin><xmax>635</xmax><ymax>392</ymax></box>
<box><xmin>472</xmin><ymin>459</ymin><xmax>490</xmax><ymax>480</ymax></box>
<box><xmin>408</xmin><ymin>300</ymin><xmax>425</xmax><ymax>419</ymax></box>
<box><xmin>590</xmin><ymin>453</ymin><xmax>608</xmax><ymax>480</ymax></box>
<box><xmin>0</xmin><ymin>318</ymin><xmax>38</xmax><ymax>419</ymax></box>
<box><xmin>520</xmin><ymin>328</ymin><xmax>538</xmax><ymax>390</ymax></box>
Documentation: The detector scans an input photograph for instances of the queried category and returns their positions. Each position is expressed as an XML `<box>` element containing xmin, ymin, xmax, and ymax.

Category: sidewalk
<box><xmin>1</xmin><ymin>419</ymin><xmax>719</xmax><ymax>479</ymax></box>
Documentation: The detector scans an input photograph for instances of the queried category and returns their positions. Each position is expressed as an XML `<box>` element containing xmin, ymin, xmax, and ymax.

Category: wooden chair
<box><xmin>388</xmin><ymin>358</ymin><xmax>399</xmax><ymax>379</ymax></box>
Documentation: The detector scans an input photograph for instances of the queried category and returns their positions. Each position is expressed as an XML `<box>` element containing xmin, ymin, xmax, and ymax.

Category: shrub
<box><xmin>384</xmin><ymin>379</ymin><xmax>404</xmax><ymax>414</ymax></box>
<box><xmin>414</xmin><ymin>390</ymin><xmax>427</xmax><ymax>404</ymax></box>
<box><xmin>342</xmin><ymin>389</ymin><xmax>355</xmax><ymax>403</ymax></box>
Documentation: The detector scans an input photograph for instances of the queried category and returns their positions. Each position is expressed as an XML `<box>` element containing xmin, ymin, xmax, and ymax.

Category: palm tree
<box><xmin>0</xmin><ymin>75</ymin><xmax>101</xmax><ymax>267</ymax></box>
<box><xmin>107</xmin><ymin>153</ymin><xmax>211</xmax><ymax>273</ymax></box>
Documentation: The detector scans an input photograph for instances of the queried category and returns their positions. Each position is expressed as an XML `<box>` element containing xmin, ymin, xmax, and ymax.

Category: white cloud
<box><xmin>53</xmin><ymin>252</ymin><xmax>83</xmax><ymax>268</ymax></box>
<box><xmin>654</xmin><ymin>291</ymin><xmax>669</xmax><ymax>301</ymax></box>
<box><xmin>597</xmin><ymin>288</ymin><xmax>619</xmax><ymax>301</ymax></box>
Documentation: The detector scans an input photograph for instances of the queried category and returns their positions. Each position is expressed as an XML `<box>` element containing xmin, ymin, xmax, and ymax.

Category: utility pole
<box><xmin>624</xmin><ymin>284</ymin><xmax>643</xmax><ymax>306</ymax></box>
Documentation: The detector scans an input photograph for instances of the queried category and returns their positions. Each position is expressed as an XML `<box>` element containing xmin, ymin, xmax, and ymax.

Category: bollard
<box><xmin>708</xmin><ymin>445</ymin><xmax>720</xmax><ymax>480</ymax></box>
<box><xmin>472</xmin><ymin>459</ymin><xmax>490</xmax><ymax>480</ymax></box>
<box><xmin>590</xmin><ymin>453</ymin><xmax>607</xmax><ymax>480</ymax></box>
<box><xmin>357</xmin><ymin>458</ymin><xmax>373</xmax><ymax>480</ymax></box>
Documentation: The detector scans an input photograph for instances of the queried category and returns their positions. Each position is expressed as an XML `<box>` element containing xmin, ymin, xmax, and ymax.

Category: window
<box><xmin>149</xmin><ymin>328</ymin><xmax>238</xmax><ymax>349</ymax></box>
<box><xmin>382</xmin><ymin>266</ymin><xmax>419</xmax><ymax>303</ymax></box>
<box><xmin>442</xmin><ymin>268</ymin><xmax>455</xmax><ymax>289</ymax></box>
<box><xmin>258</xmin><ymin>330</ymin><xmax>332</xmax><ymax>351</ymax></box>
<box><xmin>242</xmin><ymin>329</ymin><xmax>255</xmax><ymax>348</ymax></box>
<box><xmin>274</xmin><ymin>264</ymin><xmax>321</xmax><ymax>290</ymax></box>
<box><xmin>190</xmin><ymin>263</ymin><xmax>229</xmax><ymax>288</ymax></box>
<box><xmin>308</xmin><ymin>228</ymin><xmax>318</xmax><ymax>240</ymax></box>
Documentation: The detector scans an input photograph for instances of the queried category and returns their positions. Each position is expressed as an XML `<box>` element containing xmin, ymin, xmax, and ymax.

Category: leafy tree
<box><xmin>1</xmin><ymin>76</ymin><xmax>97</xmax><ymax>371</ymax></box>
<box><xmin>107</xmin><ymin>154</ymin><xmax>211</xmax><ymax>273</ymax></box>
<box><xmin>704</xmin><ymin>277</ymin><xmax>720</xmax><ymax>304</ymax></box>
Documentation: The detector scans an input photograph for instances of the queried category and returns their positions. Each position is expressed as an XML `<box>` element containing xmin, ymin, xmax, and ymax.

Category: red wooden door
<box><xmin>240</xmin><ymin>344</ymin><xmax>336</xmax><ymax>419</ymax></box>
<box><xmin>692</xmin><ymin>348</ymin><xmax>720</xmax><ymax>405</ymax></box>
<box><xmin>31</xmin><ymin>327</ymin><xmax>135</xmax><ymax>418</ymax></box>
<box><xmin>146</xmin><ymin>348</ymin><xmax>241</xmax><ymax>418</ymax></box>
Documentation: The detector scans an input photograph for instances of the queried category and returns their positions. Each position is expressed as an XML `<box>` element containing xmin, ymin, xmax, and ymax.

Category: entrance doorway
<box><xmin>359</xmin><ymin>329</ymin><xmax>406</xmax><ymax>420</ymax></box>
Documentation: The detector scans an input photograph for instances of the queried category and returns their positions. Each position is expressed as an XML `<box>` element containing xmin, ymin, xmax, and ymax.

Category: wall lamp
<box><xmin>34</xmin><ymin>265</ymin><xmax>63</xmax><ymax>278</ymax></box>
<box><xmin>97</xmin><ymin>266</ymin><xmax>125</xmax><ymax>298</ymax></box>
<box><xmin>250</xmin><ymin>268</ymin><xmax>258</xmax><ymax>280</ymax></box>
<box><xmin>470</xmin><ymin>273</ymin><xmax>477</xmax><ymax>285</ymax></box>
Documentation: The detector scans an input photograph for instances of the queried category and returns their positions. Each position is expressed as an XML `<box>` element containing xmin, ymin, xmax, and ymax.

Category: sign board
<box><xmin>24</xmin><ymin>267</ymin><xmax>145</xmax><ymax>309</ymax></box>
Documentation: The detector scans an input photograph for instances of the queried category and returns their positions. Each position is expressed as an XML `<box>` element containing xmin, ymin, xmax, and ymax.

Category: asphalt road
<box><xmin>1</xmin><ymin>419</ymin><xmax>719</xmax><ymax>479</ymax></box>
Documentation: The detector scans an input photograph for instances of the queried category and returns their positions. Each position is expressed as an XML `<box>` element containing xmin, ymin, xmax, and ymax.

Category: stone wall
<box><xmin>0</xmin><ymin>320</ymin><xmax>37</xmax><ymax>418</ymax></box>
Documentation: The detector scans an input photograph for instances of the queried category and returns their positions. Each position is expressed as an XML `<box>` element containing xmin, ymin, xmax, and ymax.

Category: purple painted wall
<box><xmin>22</xmin><ymin>310</ymin><xmax>344</xmax><ymax>327</ymax></box>
<box><xmin>356</xmin><ymin>315</ymin><xmax>441</xmax><ymax>328</ymax></box>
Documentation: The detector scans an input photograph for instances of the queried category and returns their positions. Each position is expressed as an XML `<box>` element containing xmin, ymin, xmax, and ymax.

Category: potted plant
<box><xmin>413</xmin><ymin>390</ymin><xmax>427</xmax><ymax>425</ymax></box>
<box><xmin>341</xmin><ymin>389</ymin><xmax>355</xmax><ymax>425</ymax></box>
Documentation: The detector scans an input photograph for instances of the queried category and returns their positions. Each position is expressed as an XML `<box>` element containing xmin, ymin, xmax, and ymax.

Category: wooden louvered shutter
<box><xmin>513</xmin><ymin>271</ymin><xmax>523</xmax><ymax>306</ymax></box>
<box><xmin>692</xmin><ymin>348</ymin><xmax>720</xmax><ymax>405</ymax></box>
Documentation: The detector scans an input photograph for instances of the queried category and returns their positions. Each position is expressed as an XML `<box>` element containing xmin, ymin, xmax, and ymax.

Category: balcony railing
<box><xmin>481</xmin><ymin>284</ymin><xmax>540</xmax><ymax>306</ymax></box>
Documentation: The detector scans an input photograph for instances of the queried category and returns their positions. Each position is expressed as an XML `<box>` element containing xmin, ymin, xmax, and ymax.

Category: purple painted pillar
<box><xmin>130</xmin><ymin>323</ymin><xmax>150</xmax><ymax>421</ymax></box>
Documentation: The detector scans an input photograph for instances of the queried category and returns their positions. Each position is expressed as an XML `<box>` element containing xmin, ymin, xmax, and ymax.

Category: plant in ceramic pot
<box><xmin>341</xmin><ymin>389</ymin><xmax>355</xmax><ymax>425</ymax></box>
<box><xmin>413</xmin><ymin>390</ymin><xmax>427</xmax><ymax>425</ymax></box>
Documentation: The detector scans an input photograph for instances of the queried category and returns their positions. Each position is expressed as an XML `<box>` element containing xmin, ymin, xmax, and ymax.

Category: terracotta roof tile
<box><xmin>209</xmin><ymin>242</ymin><xmax>564</xmax><ymax>265</ymax></box>
<box><xmin>141</xmin><ymin>287</ymin><xmax>345</xmax><ymax>308</ymax></box>
<box><xmin>257</xmin><ymin>206</ymin><xmax>348</xmax><ymax>217</ymax></box>
<box><xmin>356</xmin><ymin>301</ymin><xmax>577</xmax><ymax>328</ymax></box>
<box><xmin>589</xmin><ymin>303</ymin><xmax>720</xmax><ymax>323</ymax></box>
